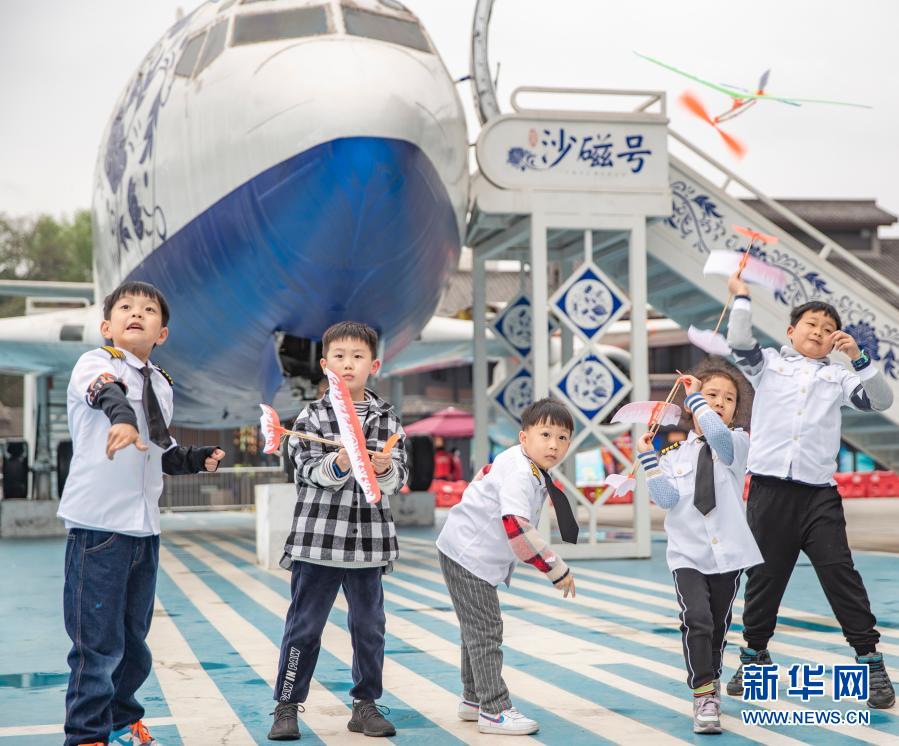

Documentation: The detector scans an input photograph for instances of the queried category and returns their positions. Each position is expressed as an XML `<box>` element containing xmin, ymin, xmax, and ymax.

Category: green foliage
<box><xmin>0</xmin><ymin>209</ymin><xmax>92</xmax><ymax>285</ymax></box>
<box><xmin>0</xmin><ymin>210</ymin><xmax>93</xmax><ymax>409</ymax></box>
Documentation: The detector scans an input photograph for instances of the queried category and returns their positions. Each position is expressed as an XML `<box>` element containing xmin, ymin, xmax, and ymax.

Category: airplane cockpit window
<box><xmin>195</xmin><ymin>20</ymin><xmax>228</xmax><ymax>75</ymax></box>
<box><xmin>342</xmin><ymin>6</ymin><xmax>431</xmax><ymax>54</ymax></box>
<box><xmin>174</xmin><ymin>32</ymin><xmax>207</xmax><ymax>77</ymax></box>
<box><xmin>232</xmin><ymin>6</ymin><xmax>329</xmax><ymax>45</ymax></box>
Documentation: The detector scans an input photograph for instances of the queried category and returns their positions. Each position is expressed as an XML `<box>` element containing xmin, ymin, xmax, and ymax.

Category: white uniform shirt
<box><xmin>57</xmin><ymin>346</ymin><xmax>175</xmax><ymax>536</ymax></box>
<box><xmin>437</xmin><ymin>445</ymin><xmax>548</xmax><ymax>587</ymax></box>
<box><xmin>744</xmin><ymin>347</ymin><xmax>878</xmax><ymax>486</ymax></box>
<box><xmin>659</xmin><ymin>430</ymin><xmax>763</xmax><ymax>574</ymax></box>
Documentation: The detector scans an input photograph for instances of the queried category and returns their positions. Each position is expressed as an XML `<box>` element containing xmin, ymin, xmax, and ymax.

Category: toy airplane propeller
<box><xmin>635</xmin><ymin>51</ymin><xmax>872</xmax><ymax>157</ymax></box>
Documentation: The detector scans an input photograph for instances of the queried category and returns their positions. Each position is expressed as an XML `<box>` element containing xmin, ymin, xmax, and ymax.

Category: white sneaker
<box><xmin>478</xmin><ymin>707</ymin><xmax>539</xmax><ymax>735</ymax></box>
<box><xmin>458</xmin><ymin>698</ymin><xmax>479</xmax><ymax>721</ymax></box>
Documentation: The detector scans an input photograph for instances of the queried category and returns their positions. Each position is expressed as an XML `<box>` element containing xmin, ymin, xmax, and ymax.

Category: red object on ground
<box><xmin>404</xmin><ymin>408</ymin><xmax>474</xmax><ymax>438</ymax></box>
<box><xmin>867</xmin><ymin>471</ymin><xmax>899</xmax><ymax>497</ymax></box>
<box><xmin>835</xmin><ymin>472</ymin><xmax>868</xmax><ymax>498</ymax></box>
<box><xmin>431</xmin><ymin>479</ymin><xmax>467</xmax><ymax>507</ymax></box>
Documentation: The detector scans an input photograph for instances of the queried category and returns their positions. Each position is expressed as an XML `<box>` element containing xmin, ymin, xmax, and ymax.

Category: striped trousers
<box><xmin>438</xmin><ymin>551</ymin><xmax>513</xmax><ymax>714</ymax></box>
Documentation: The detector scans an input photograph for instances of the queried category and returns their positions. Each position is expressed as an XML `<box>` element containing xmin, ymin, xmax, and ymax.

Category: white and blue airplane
<box><xmin>0</xmin><ymin>0</ymin><xmax>470</xmax><ymax>426</ymax></box>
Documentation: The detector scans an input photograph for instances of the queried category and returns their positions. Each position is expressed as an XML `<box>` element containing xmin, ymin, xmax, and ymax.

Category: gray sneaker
<box><xmin>268</xmin><ymin>702</ymin><xmax>303</xmax><ymax>741</ymax></box>
<box><xmin>693</xmin><ymin>693</ymin><xmax>722</xmax><ymax>734</ymax></box>
<box><xmin>347</xmin><ymin>699</ymin><xmax>396</xmax><ymax>737</ymax></box>
<box><xmin>727</xmin><ymin>647</ymin><xmax>772</xmax><ymax>696</ymax></box>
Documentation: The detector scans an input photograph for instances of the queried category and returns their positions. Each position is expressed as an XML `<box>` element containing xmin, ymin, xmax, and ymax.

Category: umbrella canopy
<box><xmin>404</xmin><ymin>407</ymin><xmax>474</xmax><ymax>438</ymax></box>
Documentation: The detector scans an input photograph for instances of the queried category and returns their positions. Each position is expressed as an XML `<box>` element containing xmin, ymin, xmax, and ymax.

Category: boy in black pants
<box><xmin>726</xmin><ymin>271</ymin><xmax>895</xmax><ymax>708</ymax></box>
<box><xmin>269</xmin><ymin>321</ymin><xmax>407</xmax><ymax>740</ymax></box>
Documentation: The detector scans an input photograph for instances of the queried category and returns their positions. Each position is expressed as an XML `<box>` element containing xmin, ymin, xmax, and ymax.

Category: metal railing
<box><xmin>159</xmin><ymin>466</ymin><xmax>288</xmax><ymax>512</ymax></box>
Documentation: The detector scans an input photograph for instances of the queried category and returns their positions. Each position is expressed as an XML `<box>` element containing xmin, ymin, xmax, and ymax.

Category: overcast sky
<box><xmin>2</xmin><ymin>0</ymin><xmax>898</xmax><ymax>234</ymax></box>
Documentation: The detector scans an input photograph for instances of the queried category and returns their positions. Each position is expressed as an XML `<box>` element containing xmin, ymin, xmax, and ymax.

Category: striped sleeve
<box><xmin>684</xmin><ymin>393</ymin><xmax>734</xmax><ymax>465</ymax></box>
<box><xmin>501</xmin><ymin>514</ymin><xmax>570</xmax><ymax>584</ymax></box>
<box><xmin>727</xmin><ymin>297</ymin><xmax>767</xmax><ymax>387</ymax></box>
<box><xmin>637</xmin><ymin>450</ymin><xmax>681</xmax><ymax>509</ymax></box>
<box><xmin>310</xmin><ymin>452</ymin><xmax>351</xmax><ymax>488</ymax></box>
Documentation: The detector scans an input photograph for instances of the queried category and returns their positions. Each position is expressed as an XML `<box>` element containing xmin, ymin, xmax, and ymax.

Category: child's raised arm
<box><xmin>684</xmin><ymin>392</ymin><xmax>734</xmax><ymax>466</ymax></box>
<box><xmin>831</xmin><ymin>331</ymin><xmax>894</xmax><ymax>413</ymax></box>
<box><xmin>725</xmin><ymin>272</ymin><xmax>767</xmax><ymax>388</ymax></box>
<box><xmin>636</xmin><ymin>433</ymin><xmax>680</xmax><ymax>509</ymax></box>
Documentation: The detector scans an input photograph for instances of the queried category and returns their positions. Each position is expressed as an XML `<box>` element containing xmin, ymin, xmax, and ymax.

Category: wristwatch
<box><xmin>852</xmin><ymin>349</ymin><xmax>870</xmax><ymax>370</ymax></box>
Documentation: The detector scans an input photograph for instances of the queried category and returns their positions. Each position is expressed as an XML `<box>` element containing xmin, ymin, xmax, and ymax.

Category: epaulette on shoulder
<box><xmin>661</xmin><ymin>441</ymin><xmax>683</xmax><ymax>456</ymax></box>
<box><xmin>100</xmin><ymin>345</ymin><xmax>124</xmax><ymax>360</ymax></box>
<box><xmin>154</xmin><ymin>365</ymin><xmax>174</xmax><ymax>386</ymax></box>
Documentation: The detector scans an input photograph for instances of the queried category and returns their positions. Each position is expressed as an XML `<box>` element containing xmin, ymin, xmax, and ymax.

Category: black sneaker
<box><xmin>857</xmin><ymin>652</ymin><xmax>896</xmax><ymax>709</ymax></box>
<box><xmin>347</xmin><ymin>699</ymin><xmax>396</xmax><ymax>737</ymax></box>
<box><xmin>726</xmin><ymin>647</ymin><xmax>772</xmax><ymax>696</ymax></box>
<box><xmin>268</xmin><ymin>702</ymin><xmax>304</xmax><ymax>741</ymax></box>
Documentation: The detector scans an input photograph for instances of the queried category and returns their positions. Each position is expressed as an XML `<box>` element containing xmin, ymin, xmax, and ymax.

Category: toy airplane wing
<box><xmin>704</xmin><ymin>250</ymin><xmax>788</xmax><ymax>292</ymax></box>
<box><xmin>325</xmin><ymin>368</ymin><xmax>382</xmax><ymax>504</ymax></box>
<box><xmin>756</xmin><ymin>94</ymin><xmax>872</xmax><ymax>109</ymax></box>
<box><xmin>612</xmin><ymin>401</ymin><xmax>682</xmax><ymax>428</ymax></box>
<box><xmin>722</xmin><ymin>90</ymin><xmax>871</xmax><ymax>108</ymax></box>
<box><xmin>635</xmin><ymin>52</ymin><xmax>747</xmax><ymax>99</ymax></box>
<box><xmin>687</xmin><ymin>326</ymin><xmax>733</xmax><ymax>356</ymax></box>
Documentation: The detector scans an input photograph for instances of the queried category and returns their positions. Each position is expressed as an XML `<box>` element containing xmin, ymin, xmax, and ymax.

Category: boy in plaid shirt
<box><xmin>268</xmin><ymin>322</ymin><xmax>407</xmax><ymax>741</ymax></box>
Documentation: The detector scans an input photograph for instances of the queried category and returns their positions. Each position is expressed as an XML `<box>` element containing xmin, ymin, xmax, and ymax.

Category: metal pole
<box><xmin>473</xmin><ymin>253</ymin><xmax>489</xmax><ymax>469</ymax></box>
<box><xmin>389</xmin><ymin>376</ymin><xmax>404</xmax><ymax>419</ymax></box>
<box><xmin>628</xmin><ymin>218</ymin><xmax>651</xmax><ymax>557</ymax></box>
<box><xmin>531</xmin><ymin>213</ymin><xmax>549</xmax><ymax>398</ymax></box>
<box><xmin>32</xmin><ymin>375</ymin><xmax>53</xmax><ymax>500</ymax></box>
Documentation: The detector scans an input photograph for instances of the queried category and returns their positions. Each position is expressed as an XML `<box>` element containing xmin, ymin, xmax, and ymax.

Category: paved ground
<box><xmin>2</xmin><ymin>511</ymin><xmax>898</xmax><ymax>745</ymax></box>
<box><xmin>597</xmin><ymin>498</ymin><xmax>899</xmax><ymax>553</ymax></box>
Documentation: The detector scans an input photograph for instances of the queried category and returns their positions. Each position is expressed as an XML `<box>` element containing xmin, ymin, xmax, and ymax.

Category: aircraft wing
<box><xmin>381</xmin><ymin>316</ymin><xmax>507</xmax><ymax>377</ymax></box>
<box><xmin>0</xmin><ymin>305</ymin><xmax>103</xmax><ymax>375</ymax></box>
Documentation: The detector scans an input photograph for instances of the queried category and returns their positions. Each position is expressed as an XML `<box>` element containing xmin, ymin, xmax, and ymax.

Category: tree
<box><xmin>0</xmin><ymin>209</ymin><xmax>92</xmax><ymax>285</ymax></box>
<box><xmin>0</xmin><ymin>210</ymin><xmax>93</xmax><ymax>410</ymax></box>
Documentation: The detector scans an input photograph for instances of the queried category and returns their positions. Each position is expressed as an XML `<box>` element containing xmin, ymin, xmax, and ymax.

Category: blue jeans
<box><xmin>63</xmin><ymin>529</ymin><xmax>159</xmax><ymax>746</ymax></box>
<box><xmin>273</xmin><ymin>562</ymin><xmax>386</xmax><ymax>703</ymax></box>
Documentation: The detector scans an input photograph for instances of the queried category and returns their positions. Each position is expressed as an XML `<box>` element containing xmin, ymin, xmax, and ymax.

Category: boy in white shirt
<box><xmin>436</xmin><ymin>398</ymin><xmax>577</xmax><ymax>736</ymax></box>
<box><xmin>636</xmin><ymin>365</ymin><xmax>762</xmax><ymax>734</ymax></box>
<box><xmin>725</xmin><ymin>271</ymin><xmax>895</xmax><ymax>709</ymax></box>
<box><xmin>59</xmin><ymin>281</ymin><xmax>224</xmax><ymax>746</ymax></box>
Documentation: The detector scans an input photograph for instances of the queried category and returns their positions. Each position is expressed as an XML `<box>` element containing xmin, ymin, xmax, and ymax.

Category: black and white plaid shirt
<box><xmin>282</xmin><ymin>389</ymin><xmax>407</xmax><ymax>565</ymax></box>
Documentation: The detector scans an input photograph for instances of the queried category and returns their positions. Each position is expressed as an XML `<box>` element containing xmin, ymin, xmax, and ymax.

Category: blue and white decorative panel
<box><xmin>491</xmin><ymin>367</ymin><xmax>534</xmax><ymax>425</ymax></box>
<box><xmin>491</xmin><ymin>293</ymin><xmax>556</xmax><ymax>359</ymax></box>
<box><xmin>552</xmin><ymin>351</ymin><xmax>631</xmax><ymax>426</ymax></box>
<box><xmin>550</xmin><ymin>262</ymin><xmax>630</xmax><ymax>343</ymax></box>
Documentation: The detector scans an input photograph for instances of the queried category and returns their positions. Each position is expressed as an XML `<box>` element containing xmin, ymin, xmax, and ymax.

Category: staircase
<box><xmin>595</xmin><ymin>132</ymin><xmax>899</xmax><ymax>471</ymax></box>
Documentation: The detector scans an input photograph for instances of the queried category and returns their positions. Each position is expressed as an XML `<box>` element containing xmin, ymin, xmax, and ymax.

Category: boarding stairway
<box><xmin>468</xmin><ymin>115</ymin><xmax>899</xmax><ymax>471</ymax></box>
<box><xmin>594</xmin><ymin>131</ymin><xmax>899</xmax><ymax>471</ymax></box>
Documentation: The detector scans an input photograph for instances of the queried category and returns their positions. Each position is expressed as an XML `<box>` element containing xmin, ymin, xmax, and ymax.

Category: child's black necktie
<box><xmin>538</xmin><ymin>467</ymin><xmax>579</xmax><ymax>544</ymax></box>
<box><xmin>141</xmin><ymin>366</ymin><xmax>172</xmax><ymax>449</ymax></box>
<box><xmin>694</xmin><ymin>437</ymin><xmax>716</xmax><ymax>515</ymax></box>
